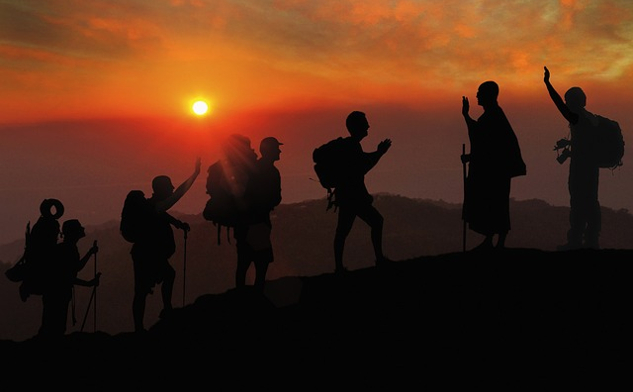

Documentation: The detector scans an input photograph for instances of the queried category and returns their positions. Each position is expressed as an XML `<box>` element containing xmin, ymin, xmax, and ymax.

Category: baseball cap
<box><xmin>260</xmin><ymin>137</ymin><xmax>283</xmax><ymax>152</ymax></box>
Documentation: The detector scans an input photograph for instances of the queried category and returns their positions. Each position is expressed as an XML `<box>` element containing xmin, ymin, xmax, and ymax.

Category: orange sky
<box><xmin>1</xmin><ymin>1</ymin><xmax>633</xmax><ymax>246</ymax></box>
<box><xmin>2</xmin><ymin>0</ymin><xmax>632</xmax><ymax>123</ymax></box>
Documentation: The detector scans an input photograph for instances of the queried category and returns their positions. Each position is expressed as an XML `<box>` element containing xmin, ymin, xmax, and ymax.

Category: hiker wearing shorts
<box><xmin>131</xmin><ymin>158</ymin><xmax>200</xmax><ymax>332</ymax></box>
<box><xmin>333</xmin><ymin>111</ymin><xmax>392</xmax><ymax>274</ymax></box>
<box><xmin>237</xmin><ymin>136</ymin><xmax>283</xmax><ymax>293</ymax></box>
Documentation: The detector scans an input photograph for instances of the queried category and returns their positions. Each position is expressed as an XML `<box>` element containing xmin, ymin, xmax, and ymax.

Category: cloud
<box><xmin>1</xmin><ymin>0</ymin><xmax>632</xmax><ymax>123</ymax></box>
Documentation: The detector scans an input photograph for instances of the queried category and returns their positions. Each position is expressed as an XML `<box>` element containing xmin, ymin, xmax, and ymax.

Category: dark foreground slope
<box><xmin>2</xmin><ymin>248</ymin><xmax>633</xmax><ymax>389</ymax></box>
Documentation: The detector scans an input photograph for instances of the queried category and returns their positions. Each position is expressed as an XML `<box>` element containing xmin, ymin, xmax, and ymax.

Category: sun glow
<box><xmin>192</xmin><ymin>100</ymin><xmax>209</xmax><ymax>116</ymax></box>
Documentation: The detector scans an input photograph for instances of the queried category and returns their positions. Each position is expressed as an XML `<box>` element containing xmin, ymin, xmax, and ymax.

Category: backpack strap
<box><xmin>214</xmin><ymin>224</ymin><xmax>233</xmax><ymax>245</ymax></box>
<box><xmin>326</xmin><ymin>188</ymin><xmax>338</xmax><ymax>212</ymax></box>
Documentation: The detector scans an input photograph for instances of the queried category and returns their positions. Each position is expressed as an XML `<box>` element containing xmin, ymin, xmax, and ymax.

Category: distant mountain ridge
<box><xmin>1</xmin><ymin>194</ymin><xmax>632</xmax><ymax>342</ymax></box>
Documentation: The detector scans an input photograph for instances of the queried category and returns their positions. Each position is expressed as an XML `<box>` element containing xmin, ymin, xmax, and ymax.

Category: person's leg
<box><xmin>60</xmin><ymin>295</ymin><xmax>71</xmax><ymax>336</ymax></box>
<box><xmin>41</xmin><ymin>294</ymin><xmax>68</xmax><ymax>337</ymax></box>
<box><xmin>585</xmin><ymin>169</ymin><xmax>601</xmax><ymax>249</ymax></box>
<box><xmin>356</xmin><ymin>204</ymin><xmax>387</xmax><ymax>263</ymax></box>
<box><xmin>473</xmin><ymin>235</ymin><xmax>494</xmax><ymax>251</ymax></box>
<box><xmin>253</xmin><ymin>241</ymin><xmax>273</xmax><ymax>293</ymax></box>
<box><xmin>334</xmin><ymin>206</ymin><xmax>356</xmax><ymax>272</ymax></box>
<box><xmin>235</xmin><ymin>249</ymin><xmax>251</xmax><ymax>289</ymax></box>
<box><xmin>38</xmin><ymin>295</ymin><xmax>52</xmax><ymax>337</ymax></box>
<box><xmin>132</xmin><ymin>253</ymin><xmax>150</xmax><ymax>332</ymax></box>
<box><xmin>496</xmin><ymin>232</ymin><xmax>507</xmax><ymax>248</ymax></box>
<box><xmin>234</xmin><ymin>225</ymin><xmax>252</xmax><ymax>288</ymax></box>
<box><xmin>132</xmin><ymin>290</ymin><xmax>147</xmax><ymax>332</ymax></box>
<box><xmin>160</xmin><ymin>262</ymin><xmax>175</xmax><ymax>315</ymax></box>
<box><xmin>565</xmin><ymin>168</ymin><xmax>584</xmax><ymax>249</ymax></box>
<box><xmin>253</xmin><ymin>259</ymin><xmax>269</xmax><ymax>293</ymax></box>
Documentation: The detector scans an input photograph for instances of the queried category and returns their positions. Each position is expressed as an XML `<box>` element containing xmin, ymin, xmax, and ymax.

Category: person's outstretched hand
<box><xmin>544</xmin><ymin>66</ymin><xmax>550</xmax><ymax>83</ymax></box>
<box><xmin>462</xmin><ymin>96</ymin><xmax>470</xmax><ymax>117</ymax></box>
<box><xmin>378</xmin><ymin>138</ymin><xmax>392</xmax><ymax>154</ymax></box>
<box><xmin>194</xmin><ymin>157</ymin><xmax>202</xmax><ymax>174</ymax></box>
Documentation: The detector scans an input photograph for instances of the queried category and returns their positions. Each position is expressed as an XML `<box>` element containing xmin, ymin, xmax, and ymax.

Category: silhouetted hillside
<box><xmin>1</xmin><ymin>194</ymin><xmax>632</xmax><ymax>342</ymax></box>
<box><xmin>2</xmin><ymin>248</ymin><xmax>633</xmax><ymax>389</ymax></box>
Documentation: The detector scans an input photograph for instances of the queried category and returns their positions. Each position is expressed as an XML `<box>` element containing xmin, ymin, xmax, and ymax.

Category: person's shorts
<box><xmin>131</xmin><ymin>247</ymin><xmax>172</xmax><ymax>295</ymax></box>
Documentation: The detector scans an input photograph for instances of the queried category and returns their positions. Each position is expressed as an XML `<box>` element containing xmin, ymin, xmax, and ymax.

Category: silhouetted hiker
<box><xmin>38</xmin><ymin>219</ymin><xmax>100</xmax><ymax>339</ymax></box>
<box><xmin>333</xmin><ymin>111</ymin><xmax>392</xmax><ymax>274</ymax></box>
<box><xmin>18</xmin><ymin>198</ymin><xmax>65</xmax><ymax>302</ymax></box>
<box><xmin>210</xmin><ymin>134</ymin><xmax>260</xmax><ymax>289</ymax></box>
<box><xmin>236</xmin><ymin>136</ymin><xmax>283</xmax><ymax>293</ymax></box>
<box><xmin>543</xmin><ymin>66</ymin><xmax>602</xmax><ymax>250</ymax></box>
<box><xmin>131</xmin><ymin>158</ymin><xmax>201</xmax><ymax>332</ymax></box>
<box><xmin>461</xmin><ymin>81</ymin><xmax>526</xmax><ymax>251</ymax></box>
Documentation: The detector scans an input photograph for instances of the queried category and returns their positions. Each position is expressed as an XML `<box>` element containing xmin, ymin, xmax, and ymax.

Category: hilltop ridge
<box><xmin>2</xmin><ymin>194</ymin><xmax>633</xmax><ymax>342</ymax></box>
<box><xmin>2</xmin><ymin>247</ymin><xmax>633</xmax><ymax>388</ymax></box>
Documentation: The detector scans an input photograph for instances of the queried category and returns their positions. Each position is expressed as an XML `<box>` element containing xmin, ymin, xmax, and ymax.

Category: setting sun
<box><xmin>192</xmin><ymin>100</ymin><xmax>209</xmax><ymax>116</ymax></box>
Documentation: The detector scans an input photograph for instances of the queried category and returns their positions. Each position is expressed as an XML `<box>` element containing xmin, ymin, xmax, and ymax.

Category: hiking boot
<box><xmin>471</xmin><ymin>240</ymin><xmax>493</xmax><ymax>252</ymax></box>
<box><xmin>376</xmin><ymin>256</ymin><xmax>394</xmax><ymax>268</ymax></box>
<box><xmin>335</xmin><ymin>266</ymin><xmax>348</xmax><ymax>275</ymax></box>
<box><xmin>159</xmin><ymin>307</ymin><xmax>173</xmax><ymax>319</ymax></box>
<box><xmin>584</xmin><ymin>235</ymin><xmax>600</xmax><ymax>250</ymax></box>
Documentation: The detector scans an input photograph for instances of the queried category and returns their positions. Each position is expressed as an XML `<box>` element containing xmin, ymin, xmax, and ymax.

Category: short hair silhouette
<box><xmin>478</xmin><ymin>81</ymin><xmax>499</xmax><ymax>101</ymax></box>
<box><xmin>346</xmin><ymin>111</ymin><xmax>367</xmax><ymax>135</ymax></box>
<box><xmin>152</xmin><ymin>175</ymin><xmax>174</xmax><ymax>193</ymax></box>
<box><xmin>564</xmin><ymin>87</ymin><xmax>587</xmax><ymax>110</ymax></box>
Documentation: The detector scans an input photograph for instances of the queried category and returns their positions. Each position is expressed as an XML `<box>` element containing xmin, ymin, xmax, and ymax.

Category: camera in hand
<box><xmin>554</xmin><ymin>138</ymin><xmax>571</xmax><ymax>164</ymax></box>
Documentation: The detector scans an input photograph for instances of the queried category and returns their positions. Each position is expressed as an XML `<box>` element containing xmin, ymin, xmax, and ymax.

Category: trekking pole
<box><xmin>93</xmin><ymin>239</ymin><xmax>97</xmax><ymax>332</ymax></box>
<box><xmin>81</xmin><ymin>240</ymin><xmax>98</xmax><ymax>332</ymax></box>
<box><xmin>462</xmin><ymin>144</ymin><xmax>467</xmax><ymax>253</ymax></box>
<box><xmin>182</xmin><ymin>227</ymin><xmax>188</xmax><ymax>307</ymax></box>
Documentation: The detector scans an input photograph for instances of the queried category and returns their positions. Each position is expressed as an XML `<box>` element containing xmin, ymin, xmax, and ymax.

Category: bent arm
<box><xmin>165</xmin><ymin>212</ymin><xmax>188</xmax><ymax>230</ymax></box>
<box><xmin>156</xmin><ymin>158</ymin><xmax>201</xmax><ymax>212</ymax></box>
<box><xmin>462</xmin><ymin>96</ymin><xmax>477</xmax><ymax>129</ymax></box>
<box><xmin>75</xmin><ymin>272</ymin><xmax>101</xmax><ymax>287</ymax></box>
<box><xmin>362</xmin><ymin>139</ymin><xmax>391</xmax><ymax>174</ymax></box>
<box><xmin>78</xmin><ymin>241</ymin><xmax>98</xmax><ymax>270</ymax></box>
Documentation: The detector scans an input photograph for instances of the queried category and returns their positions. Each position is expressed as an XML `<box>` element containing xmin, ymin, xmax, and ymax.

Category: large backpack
<box><xmin>5</xmin><ymin>199</ymin><xmax>63</xmax><ymax>301</ymax></box>
<box><xmin>203</xmin><ymin>160</ymin><xmax>246</xmax><ymax>244</ymax></box>
<box><xmin>120</xmin><ymin>190</ymin><xmax>151</xmax><ymax>243</ymax></box>
<box><xmin>312</xmin><ymin>137</ymin><xmax>349</xmax><ymax>210</ymax></box>
<box><xmin>595</xmin><ymin>115</ymin><xmax>625</xmax><ymax>170</ymax></box>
